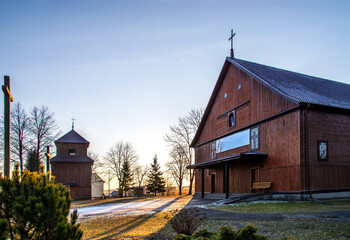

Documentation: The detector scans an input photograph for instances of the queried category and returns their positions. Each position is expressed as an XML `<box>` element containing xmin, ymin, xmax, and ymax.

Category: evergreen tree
<box><xmin>119</xmin><ymin>160</ymin><xmax>133</xmax><ymax>197</ymax></box>
<box><xmin>0</xmin><ymin>165</ymin><xmax>83</xmax><ymax>239</ymax></box>
<box><xmin>24</xmin><ymin>148</ymin><xmax>39</xmax><ymax>172</ymax></box>
<box><xmin>146</xmin><ymin>154</ymin><xmax>166</xmax><ymax>196</ymax></box>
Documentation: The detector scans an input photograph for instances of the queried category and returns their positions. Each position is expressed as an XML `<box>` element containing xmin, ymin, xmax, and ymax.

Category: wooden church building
<box><xmin>51</xmin><ymin>128</ymin><xmax>94</xmax><ymax>199</ymax></box>
<box><xmin>189</xmin><ymin>56</ymin><xmax>350</xmax><ymax>199</ymax></box>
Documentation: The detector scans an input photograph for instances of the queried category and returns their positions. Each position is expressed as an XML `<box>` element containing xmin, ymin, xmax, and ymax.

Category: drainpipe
<box><xmin>201</xmin><ymin>168</ymin><xmax>205</xmax><ymax>198</ymax></box>
<box><xmin>305</xmin><ymin>104</ymin><xmax>311</xmax><ymax>199</ymax></box>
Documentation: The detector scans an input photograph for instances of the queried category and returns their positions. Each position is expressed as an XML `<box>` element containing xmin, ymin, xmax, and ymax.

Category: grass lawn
<box><xmin>78</xmin><ymin>198</ymin><xmax>350</xmax><ymax>240</ymax></box>
<box><xmin>206</xmin><ymin>199</ymin><xmax>350</xmax><ymax>213</ymax></box>
<box><xmin>71</xmin><ymin>196</ymin><xmax>147</xmax><ymax>208</ymax></box>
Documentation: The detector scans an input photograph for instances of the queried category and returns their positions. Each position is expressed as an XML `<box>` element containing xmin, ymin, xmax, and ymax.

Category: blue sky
<box><xmin>1</xmin><ymin>0</ymin><xmax>350</xmax><ymax>177</ymax></box>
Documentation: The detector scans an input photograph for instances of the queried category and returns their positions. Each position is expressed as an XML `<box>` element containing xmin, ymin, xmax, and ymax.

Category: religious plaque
<box><xmin>250</xmin><ymin>126</ymin><xmax>259</xmax><ymax>151</ymax></box>
<box><xmin>318</xmin><ymin>141</ymin><xmax>328</xmax><ymax>161</ymax></box>
<box><xmin>211</xmin><ymin>142</ymin><xmax>216</xmax><ymax>159</ymax></box>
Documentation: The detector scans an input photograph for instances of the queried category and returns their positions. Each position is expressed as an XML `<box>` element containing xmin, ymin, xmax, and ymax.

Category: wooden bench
<box><xmin>251</xmin><ymin>182</ymin><xmax>272</xmax><ymax>193</ymax></box>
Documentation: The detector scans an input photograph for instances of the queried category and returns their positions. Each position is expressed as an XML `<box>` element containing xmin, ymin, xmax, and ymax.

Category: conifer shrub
<box><xmin>216</xmin><ymin>226</ymin><xmax>235</xmax><ymax>240</ymax></box>
<box><xmin>174</xmin><ymin>224</ymin><xmax>268</xmax><ymax>240</ymax></box>
<box><xmin>191</xmin><ymin>229</ymin><xmax>215</xmax><ymax>239</ymax></box>
<box><xmin>0</xmin><ymin>165</ymin><xmax>83</xmax><ymax>240</ymax></box>
<box><xmin>175</xmin><ymin>234</ymin><xmax>192</xmax><ymax>240</ymax></box>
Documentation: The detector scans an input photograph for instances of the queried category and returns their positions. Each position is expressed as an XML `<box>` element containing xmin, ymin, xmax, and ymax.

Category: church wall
<box><xmin>56</xmin><ymin>143</ymin><xmax>89</xmax><ymax>156</ymax></box>
<box><xmin>195</xmin><ymin>64</ymin><xmax>297</xmax><ymax>146</ymax></box>
<box><xmin>195</xmin><ymin>111</ymin><xmax>301</xmax><ymax>193</ymax></box>
<box><xmin>196</xmin><ymin>65</ymin><xmax>250</xmax><ymax>145</ymax></box>
<box><xmin>194</xmin><ymin>63</ymin><xmax>301</xmax><ymax>194</ymax></box>
<box><xmin>52</xmin><ymin>162</ymin><xmax>92</xmax><ymax>199</ymax></box>
<box><xmin>305</xmin><ymin>110</ymin><xmax>350</xmax><ymax>191</ymax></box>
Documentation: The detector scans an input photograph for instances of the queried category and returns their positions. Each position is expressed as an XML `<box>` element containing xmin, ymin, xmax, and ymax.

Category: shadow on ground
<box><xmin>86</xmin><ymin>196</ymin><xmax>184</xmax><ymax>240</ymax></box>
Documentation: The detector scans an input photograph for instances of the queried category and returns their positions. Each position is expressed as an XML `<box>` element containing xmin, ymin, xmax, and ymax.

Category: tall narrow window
<box><xmin>68</xmin><ymin>149</ymin><xmax>76</xmax><ymax>156</ymax></box>
<box><xmin>227</xmin><ymin>110</ymin><xmax>235</xmax><ymax>129</ymax></box>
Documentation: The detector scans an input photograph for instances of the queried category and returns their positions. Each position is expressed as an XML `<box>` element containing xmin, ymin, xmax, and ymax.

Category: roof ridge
<box><xmin>55</xmin><ymin>129</ymin><xmax>90</xmax><ymax>144</ymax></box>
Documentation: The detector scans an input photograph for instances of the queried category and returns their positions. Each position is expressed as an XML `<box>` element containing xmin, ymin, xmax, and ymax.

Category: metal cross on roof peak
<box><xmin>71</xmin><ymin>117</ymin><xmax>76</xmax><ymax>130</ymax></box>
<box><xmin>228</xmin><ymin>29</ymin><xmax>236</xmax><ymax>59</ymax></box>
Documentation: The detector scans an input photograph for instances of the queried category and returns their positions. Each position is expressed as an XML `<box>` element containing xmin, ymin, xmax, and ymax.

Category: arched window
<box><xmin>227</xmin><ymin>110</ymin><xmax>235</xmax><ymax>128</ymax></box>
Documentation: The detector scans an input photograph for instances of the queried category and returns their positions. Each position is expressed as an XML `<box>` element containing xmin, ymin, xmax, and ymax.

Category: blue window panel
<box><xmin>216</xmin><ymin>129</ymin><xmax>250</xmax><ymax>153</ymax></box>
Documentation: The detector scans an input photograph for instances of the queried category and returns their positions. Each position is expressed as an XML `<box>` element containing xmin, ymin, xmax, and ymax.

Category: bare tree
<box><xmin>134</xmin><ymin>164</ymin><xmax>148</xmax><ymax>188</ymax></box>
<box><xmin>166</xmin><ymin>146</ymin><xmax>187</xmax><ymax>195</ymax></box>
<box><xmin>164</xmin><ymin>108</ymin><xmax>203</xmax><ymax>195</ymax></box>
<box><xmin>29</xmin><ymin>106</ymin><xmax>60</xmax><ymax>170</ymax></box>
<box><xmin>104</xmin><ymin>141</ymin><xmax>138</xmax><ymax>197</ymax></box>
<box><xmin>163</xmin><ymin>171</ymin><xmax>175</xmax><ymax>196</ymax></box>
<box><xmin>89</xmin><ymin>151</ymin><xmax>104</xmax><ymax>174</ymax></box>
<box><xmin>10</xmin><ymin>102</ymin><xmax>30</xmax><ymax>172</ymax></box>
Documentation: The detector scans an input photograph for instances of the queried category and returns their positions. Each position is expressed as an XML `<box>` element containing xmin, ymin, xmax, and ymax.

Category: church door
<box><xmin>211</xmin><ymin>174</ymin><xmax>216</xmax><ymax>193</ymax></box>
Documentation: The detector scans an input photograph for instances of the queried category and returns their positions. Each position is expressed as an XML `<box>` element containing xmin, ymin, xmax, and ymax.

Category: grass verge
<box><xmin>79</xmin><ymin>199</ymin><xmax>350</xmax><ymax>239</ymax></box>
<box><xmin>205</xmin><ymin>200</ymin><xmax>350</xmax><ymax>213</ymax></box>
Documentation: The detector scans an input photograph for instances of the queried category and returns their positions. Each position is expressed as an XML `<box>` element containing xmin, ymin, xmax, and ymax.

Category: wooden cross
<box><xmin>71</xmin><ymin>117</ymin><xmax>76</xmax><ymax>130</ymax></box>
<box><xmin>2</xmin><ymin>76</ymin><xmax>13</xmax><ymax>177</ymax></box>
<box><xmin>228</xmin><ymin>29</ymin><xmax>236</xmax><ymax>59</ymax></box>
<box><xmin>45</xmin><ymin>146</ymin><xmax>52</xmax><ymax>173</ymax></box>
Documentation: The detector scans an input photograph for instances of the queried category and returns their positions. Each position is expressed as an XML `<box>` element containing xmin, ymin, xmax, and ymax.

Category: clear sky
<box><xmin>1</xmin><ymin>0</ymin><xmax>350</xmax><ymax>184</ymax></box>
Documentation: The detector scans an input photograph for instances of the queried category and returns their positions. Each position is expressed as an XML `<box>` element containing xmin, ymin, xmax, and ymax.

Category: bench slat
<box><xmin>251</xmin><ymin>182</ymin><xmax>271</xmax><ymax>189</ymax></box>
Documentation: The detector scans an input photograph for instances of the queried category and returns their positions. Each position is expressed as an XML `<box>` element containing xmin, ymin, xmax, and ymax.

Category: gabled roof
<box><xmin>51</xmin><ymin>156</ymin><xmax>94</xmax><ymax>163</ymax></box>
<box><xmin>191</xmin><ymin>57</ymin><xmax>350</xmax><ymax>147</ymax></box>
<box><xmin>92</xmin><ymin>173</ymin><xmax>105</xmax><ymax>183</ymax></box>
<box><xmin>229</xmin><ymin>58</ymin><xmax>350</xmax><ymax>109</ymax></box>
<box><xmin>55</xmin><ymin>129</ymin><xmax>89</xmax><ymax>144</ymax></box>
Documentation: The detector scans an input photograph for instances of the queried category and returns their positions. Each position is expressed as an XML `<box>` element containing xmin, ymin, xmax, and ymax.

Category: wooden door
<box><xmin>250</xmin><ymin>168</ymin><xmax>259</xmax><ymax>192</ymax></box>
<box><xmin>69</xmin><ymin>185</ymin><xmax>77</xmax><ymax>200</ymax></box>
<box><xmin>211</xmin><ymin>174</ymin><xmax>216</xmax><ymax>193</ymax></box>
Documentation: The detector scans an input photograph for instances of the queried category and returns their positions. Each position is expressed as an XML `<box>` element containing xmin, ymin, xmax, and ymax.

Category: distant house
<box><xmin>134</xmin><ymin>186</ymin><xmax>146</xmax><ymax>197</ymax></box>
<box><xmin>92</xmin><ymin>173</ymin><xmax>105</xmax><ymax>199</ymax></box>
<box><xmin>51</xmin><ymin>129</ymin><xmax>94</xmax><ymax>199</ymax></box>
<box><xmin>189</xmin><ymin>57</ymin><xmax>350</xmax><ymax>199</ymax></box>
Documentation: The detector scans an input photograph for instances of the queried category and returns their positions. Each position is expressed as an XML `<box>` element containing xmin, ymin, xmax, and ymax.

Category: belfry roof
<box><xmin>55</xmin><ymin>129</ymin><xmax>89</xmax><ymax>144</ymax></box>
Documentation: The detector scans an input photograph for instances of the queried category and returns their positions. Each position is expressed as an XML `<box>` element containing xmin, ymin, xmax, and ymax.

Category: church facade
<box><xmin>189</xmin><ymin>57</ymin><xmax>350</xmax><ymax>199</ymax></box>
<box><xmin>51</xmin><ymin>129</ymin><xmax>94</xmax><ymax>199</ymax></box>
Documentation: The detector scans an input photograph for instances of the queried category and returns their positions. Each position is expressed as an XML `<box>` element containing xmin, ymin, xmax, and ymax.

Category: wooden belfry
<box><xmin>2</xmin><ymin>76</ymin><xmax>13</xmax><ymax>177</ymax></box>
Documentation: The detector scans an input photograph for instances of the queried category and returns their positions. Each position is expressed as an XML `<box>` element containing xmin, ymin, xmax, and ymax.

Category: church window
<box><xmin>214</xmin><ymin>129</ymin><xmax>249</xmax><ymax>154</ymax></box>
<box><xmin>68</xmin><ymin>149</ymin><xmax>76</xmax><ymax>156</ymax></box>
<box><xmin>227</xmin><ymin>110</ymin><xmax>235</xmax><ymax>129</ymax></box>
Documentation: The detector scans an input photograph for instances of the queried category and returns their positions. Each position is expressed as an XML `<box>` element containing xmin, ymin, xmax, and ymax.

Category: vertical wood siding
<box><xmin>194</xmin><ymin>63</ymin><xmax>301</xmax><ymax>193</ymax></box>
